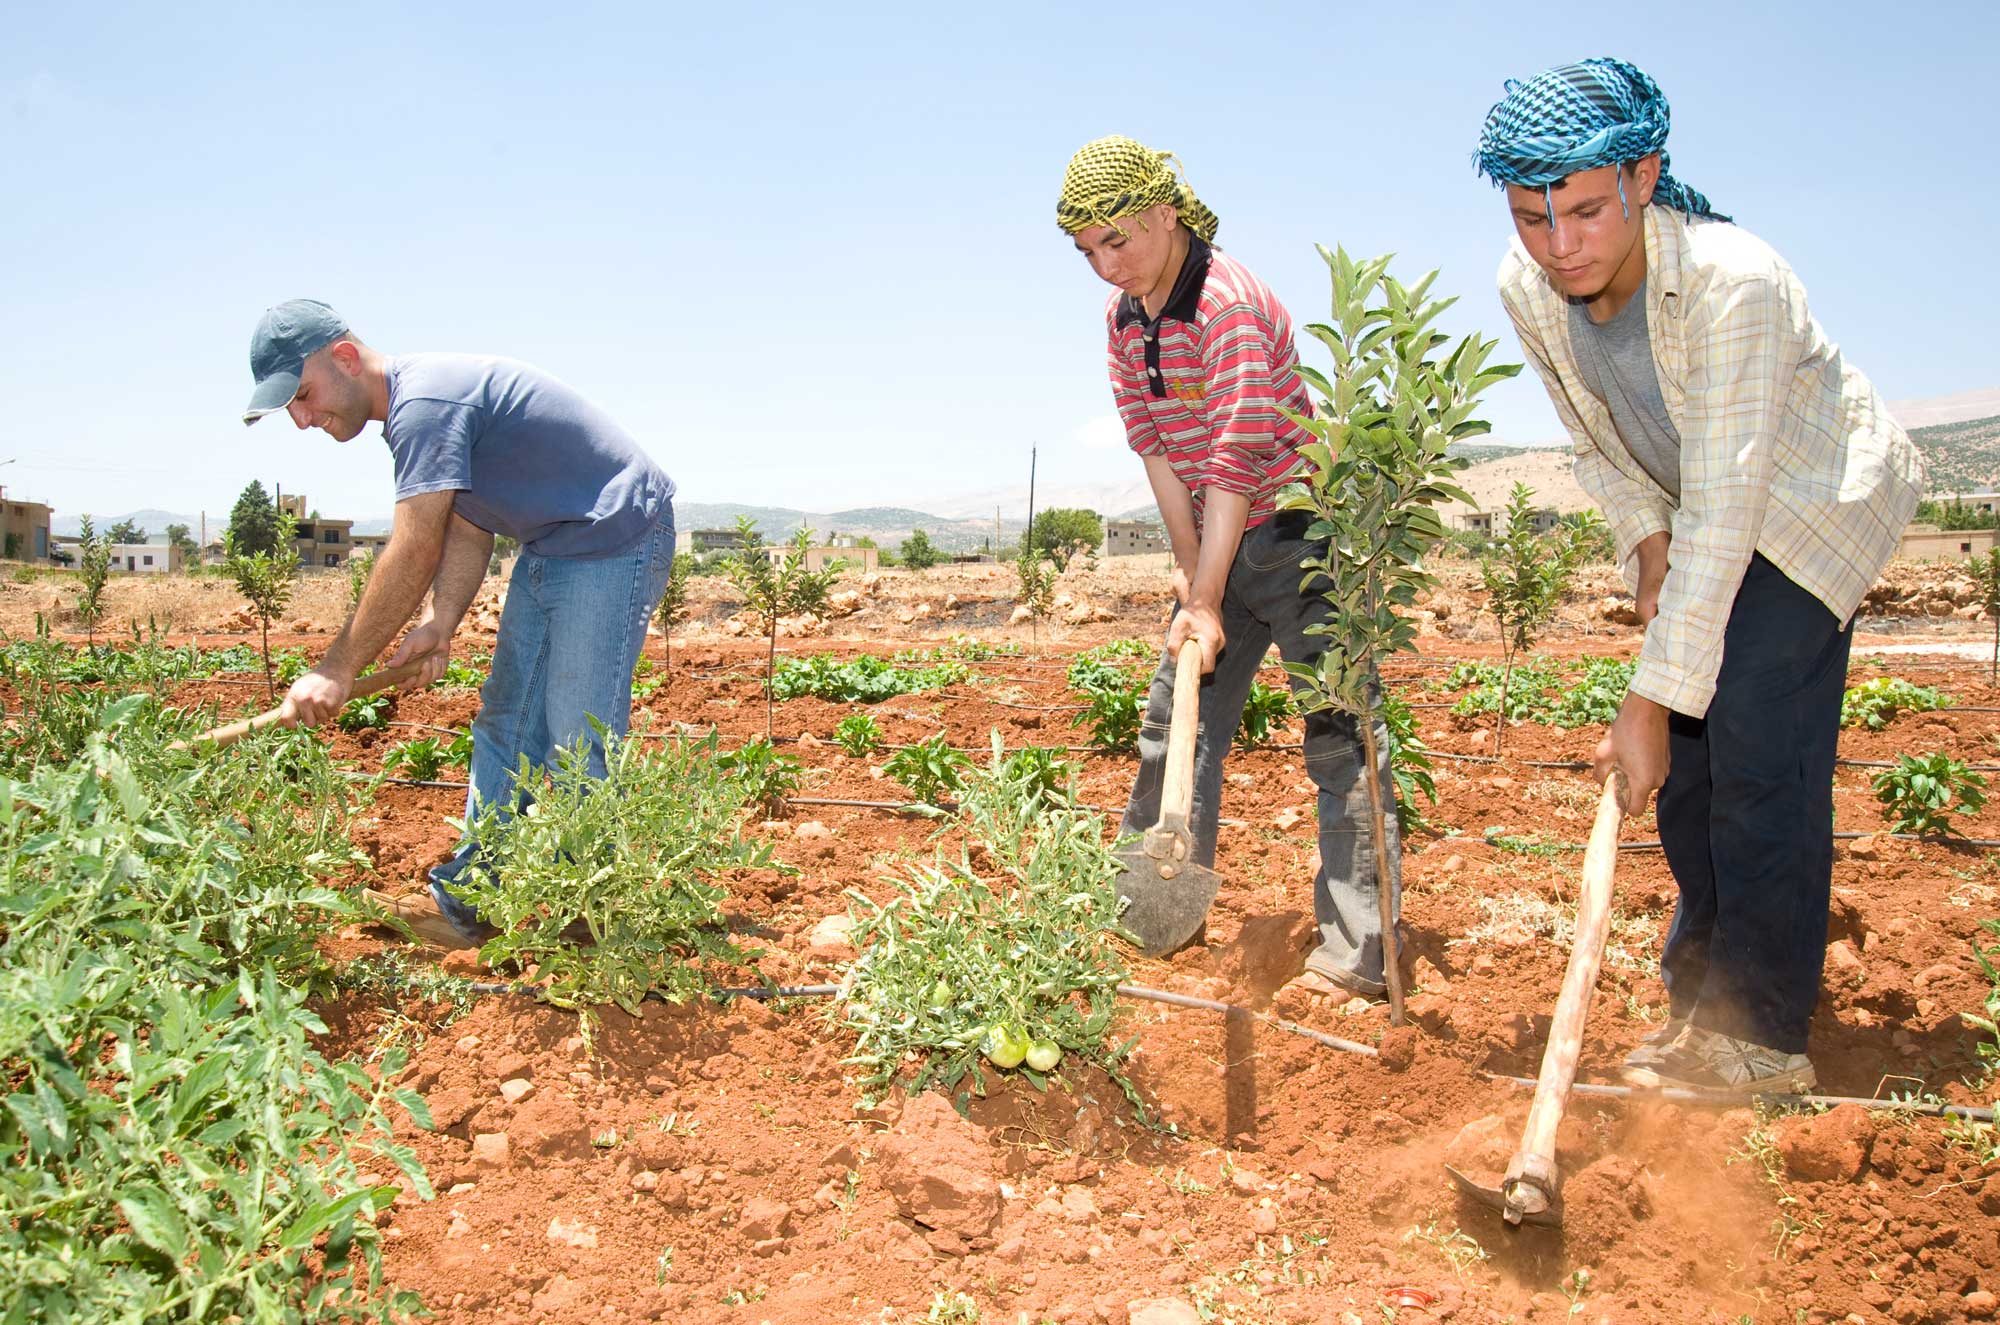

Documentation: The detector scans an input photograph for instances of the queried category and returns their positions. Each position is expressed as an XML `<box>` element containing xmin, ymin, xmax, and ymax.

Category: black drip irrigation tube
<box><xmin>1486</xmin><ymin>1072</ymin><xmax>1996</xmax><ymax>1125</ymax></box>
<box><xmin>453</xmin><ymin>975</ymin><xmax>1375</xmax><ymax>1058</ymax></box>
<box><xmin>429</xmin><ymin>975</ymin><xmax>1993</xmax><ymax>1125</ymax></box>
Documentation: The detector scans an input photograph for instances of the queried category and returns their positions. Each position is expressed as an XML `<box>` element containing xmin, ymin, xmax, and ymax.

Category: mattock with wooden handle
<box><xmin>170</xmin><ymin>662</ymin><xmax>429</xmax><ymax>751</ymax></box>
<box><xmin>1447</xmin><ymin>773</ymin><xmax>1623</xmax><ymax>1227</ymax></box>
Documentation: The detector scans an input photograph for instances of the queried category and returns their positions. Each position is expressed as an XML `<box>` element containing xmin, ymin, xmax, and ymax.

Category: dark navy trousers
<box><xmin>1655</xmin><ymin>554</ymin><xmax>1850</xmax><ymax>1054</ymax></box>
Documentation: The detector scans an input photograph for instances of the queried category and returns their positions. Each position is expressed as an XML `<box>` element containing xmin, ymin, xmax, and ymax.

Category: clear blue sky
<box><xmin>3</xmin><ymin>1</ymin><xmax>1994</xmax><ymax>527</ymax></box>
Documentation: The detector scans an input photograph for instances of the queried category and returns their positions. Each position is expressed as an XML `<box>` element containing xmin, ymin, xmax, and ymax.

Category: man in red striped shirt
<box><xmin>1058</xmin><ymin>136</ymin><xmax>1400</xmax><ymax>995</ymax></box>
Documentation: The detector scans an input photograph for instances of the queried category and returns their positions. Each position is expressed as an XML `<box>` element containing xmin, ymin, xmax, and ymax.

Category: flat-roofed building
<box><xmin>1103</xmin><ymin>519</ymin><xmax>1166</xmax><ymax>556</ymax></box>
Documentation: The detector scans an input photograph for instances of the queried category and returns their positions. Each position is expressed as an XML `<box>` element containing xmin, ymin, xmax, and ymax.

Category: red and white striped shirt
<box><xmin>1106</xmin><ymin>237</ymin><xmax>1314</xmax><ymax>530</ymax></box>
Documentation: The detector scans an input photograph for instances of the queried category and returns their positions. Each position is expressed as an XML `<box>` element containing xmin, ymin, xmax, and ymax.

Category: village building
<box><xmin>1102</xmin><ymin>518</ymin><xmax>1167</xmax><ymax>556</ymax></box>
<box><xmin>0</xmin><ymin>491</ymin><xmax>54</xmax><ymax>563</ymax></box>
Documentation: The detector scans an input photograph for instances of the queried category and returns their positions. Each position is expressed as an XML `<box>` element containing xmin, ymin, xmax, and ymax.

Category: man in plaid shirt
<box><xmin>1056</xmin><ymin>135</ymin><xmax>1401</xmax><ymax>998</ymax></box>
<box><xmin>1477</xmin><ymin>59</ymin><xmax>1924</xmax><ymax>1095</ymax></box>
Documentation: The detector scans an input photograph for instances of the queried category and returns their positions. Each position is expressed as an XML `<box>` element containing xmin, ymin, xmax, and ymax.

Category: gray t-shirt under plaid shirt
<box><xmin>1568</xmin><ymin>276</ymin><xmax>1682</xmax><ymax>501</ymax></box>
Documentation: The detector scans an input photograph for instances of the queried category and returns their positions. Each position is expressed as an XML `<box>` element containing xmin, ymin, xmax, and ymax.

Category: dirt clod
<box><xmin>1774</xmin><ymin>1104</ymin><xmax>1876</xmax><ymax>1183</ymax></box>
<box><xmin>871</xmin><ymin>1092</ymin><xmax>1001</xmax><ymax>1250</ymax></box>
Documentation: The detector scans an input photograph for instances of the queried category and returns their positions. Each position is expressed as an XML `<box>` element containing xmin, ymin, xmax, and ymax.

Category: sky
<box><xmin>3</xmin><ymin>0</ymin><xmax>1995</xmax><ymax>527</ymax></box>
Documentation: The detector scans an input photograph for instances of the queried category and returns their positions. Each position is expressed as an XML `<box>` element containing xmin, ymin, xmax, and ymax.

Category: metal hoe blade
<box><xmin>1444</xmin><ymin>1164</ymin><xmax>1562</xmax><ymax>1228</ymax></box>
<box><xmin>1114</xmin><ymin>839</ymin><xmax>1223</xmax><ymax>957</ymax></box>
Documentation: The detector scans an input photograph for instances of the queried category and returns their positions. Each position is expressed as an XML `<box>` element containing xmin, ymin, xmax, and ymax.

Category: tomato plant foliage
<box><xmin>452</xmin><ymin>729</ymin><xmax>777</xmax><ymax>1017</ymax></box>
<box><xmin>837</xmin><ymin>736</ymin><xmax>1141</xmax><ymax>1114</ymax></box>
<box><xmin>0</xmin><ymin>695</ymin><xmax>429</xmax><ymax>1322</ymax></box>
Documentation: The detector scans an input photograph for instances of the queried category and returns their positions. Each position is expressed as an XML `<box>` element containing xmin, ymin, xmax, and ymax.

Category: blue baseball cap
<box><xmin>243</xmin><ymin>299</ymin><xmax>350</xmax><ymax>425</ymax></box>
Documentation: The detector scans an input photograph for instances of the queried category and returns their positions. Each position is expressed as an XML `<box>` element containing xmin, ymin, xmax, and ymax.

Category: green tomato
<box><xmin>926</xmin><ymin>980</ymin><xmax>953</xmax><ymax>1009</ymax></box>
<box><xmin>1024</xmin><ymin>1039</ymin><xmax>1062</xmax><ymax>1073</ymax></box>
<box><xmin>981</xmin><ymin>1022</ymin><xmax>1030</xmax><ymax>1070</ymax></box>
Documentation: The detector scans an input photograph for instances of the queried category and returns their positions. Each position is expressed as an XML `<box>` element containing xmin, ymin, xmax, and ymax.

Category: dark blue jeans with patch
<box><xmin>1656</xmin><ymin>554</ymin><xmax>1850</xmax><ymax>1054</ymax></box>
<box><xmin>1120</xmin><ymin>512</ymin><xmax>1401</xmax><ymax>991</ymax></box>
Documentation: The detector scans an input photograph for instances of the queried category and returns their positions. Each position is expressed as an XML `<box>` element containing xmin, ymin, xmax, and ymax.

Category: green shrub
<box><xmin>1383</xmin><ymin>693</ymin><xmax>1439</xmax><ymax>834</ymax></box>
<box><xmin>997</xmin><ymin>745</ymin><xmax>1077</xmax><ymax>807</ymax></box>
<box><xmin>1067</xmin><ymin>654</ymin><xmax>1150</xmax><ymax>753</ymax></box>
<box><xmin>1842</xmin><ymin>677</ymin><xmax>1951</xmax><ymax>731</ymax></box>
<box><xmin>1235</xmin><ymin>680</ymin><xmax>1295</xmax><ymax>748</ymax></box>
<box><xmin>834</xmin><ymin>712</ymin><xmax>884</xmax><ymax>756</ymax></box>
<box><xmin>884</xmin><ymin>734</ymin><xmax>972</xmax><ymax>807</ymax></box>
<box><xmin>838</xmin><ymin>744</ymin><xmax>1136</xmax><ymax>1111</ymax></box>
<box><xmin>1871</xmin><ymin>752</ymin><xmax>1987</xmax><ymax>837</ymax></box>
<box><xmin>0</xmin><ymin>698</ymin><xmax>426</xmax><ymax>1323</ymax></box>
<box><xmin>452</xmin><ymin>731</ymin><xmax>775</xmax><ymax>1017</ymax></box>
<box><xmin>770</xmin><ymin>653</ymin><xmax>966</xmax><ymax>703</ymax></box>
<box><xmin>714</xmin><ymin>737</ymin><xmax>802</xmax><ymax>816</ymax></box>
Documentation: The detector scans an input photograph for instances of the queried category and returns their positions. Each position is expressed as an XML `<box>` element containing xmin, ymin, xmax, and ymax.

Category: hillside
<box><xmin>673</xmin><ymin>503</ymin><xmax>1017</xmax><ymax>553</ymax></box>
<box><xmin>1909</xmin><ymin>415</ymin><xmax>2000</xmax><ymax>495</ymax></box>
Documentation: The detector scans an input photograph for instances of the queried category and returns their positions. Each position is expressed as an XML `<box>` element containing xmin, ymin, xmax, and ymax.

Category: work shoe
<box><xmin>1618</xmin><ymin>1017</ymin><xmax>1690</xmax><ymax>1088</ymax></box>
<box><xmin>1645</xmin><ymin>1028</ymin><xmax>1817</xmax><ymax>1098</ymax></box>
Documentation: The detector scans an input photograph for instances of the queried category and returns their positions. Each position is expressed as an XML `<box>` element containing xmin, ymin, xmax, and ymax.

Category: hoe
<box><xmin>1446</xmin><ymin>773</ymin><xmax>1622</xmax><ymax>1227</ymax></box>
<box><xmin>1113</xmin><ymin>640</ymin><xmax>1225</xmax><ymax>956</ymax></box>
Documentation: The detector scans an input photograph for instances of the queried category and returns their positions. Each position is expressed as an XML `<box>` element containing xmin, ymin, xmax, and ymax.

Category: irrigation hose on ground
<box><xmin>439</xmin><ymin>971</ymin><xmax>1993</xmax><ymax>1125</ymax></box>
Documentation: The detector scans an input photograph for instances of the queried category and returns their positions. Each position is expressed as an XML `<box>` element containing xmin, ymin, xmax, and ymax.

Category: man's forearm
<box><xmin>429</xmin><ymin>516</ymin><xmax>495</xmax><ymax>632</ymax></box>
<box><xmin>1188</xmin><ymin>489</ymin><xmax>1250</xmax><ymax>606</ymax></box>
<box><xmin>321</xmin><ymin>537</ymin><xmax>444</xmax><ymax>680</ymax></box>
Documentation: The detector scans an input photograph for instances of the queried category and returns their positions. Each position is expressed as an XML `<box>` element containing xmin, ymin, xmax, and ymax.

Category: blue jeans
<box><xmin>429</xmin><ymin>503</ymin><xmax>677</xmax><ymax>934</ymax></box>
<box><xmin>1121</xmin><ymin>511</ymin><xmax>1401</xmax><ymax>991</ymax></box>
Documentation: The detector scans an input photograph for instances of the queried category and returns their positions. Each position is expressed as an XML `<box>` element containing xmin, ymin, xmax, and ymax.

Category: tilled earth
<box><xmin>89</xmin><ymin>600</ymin><xmax>2000</xmax><ymax>1324</ymax></box>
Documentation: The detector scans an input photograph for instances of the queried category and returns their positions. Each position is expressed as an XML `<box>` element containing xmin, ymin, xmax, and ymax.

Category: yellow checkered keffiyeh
<box><xmin>1056</xmin><ymin>136</ymin><xmax>1219</xmax><ymax>242</ymax></box>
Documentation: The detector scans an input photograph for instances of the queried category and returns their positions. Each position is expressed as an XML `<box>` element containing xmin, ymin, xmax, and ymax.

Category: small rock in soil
<box><xmin>738</xmin><ymin>1194</ymin><xmax>792</xmax><ymax>1242</ymax></box>
<box><xmin>794</xmin><ymin>820</ymin><xmax>831</xmax><ymax>840</ymax></box>
<box><xmin>1405</xmin><ymin>993</ymin><xmax>1453</xmax><ymax>1030</ymax></box>
<box><xmin>1060</xmin><ymin>1187</ymin><xmax>1099</xmax><ymax>1222</ymax></box>
<box><xmin>439</xmin><ymin>948</ymin><xmax>482</xmax><ymax>976</ymax></box>
<box><xmin>1774</xmin><ymin>1104</ymin><xmax>1876</xmax><ymax>1183</ymax></box>
<box><xmin>1913</xmin><ymin>962</ymin><xmax>1958</xmax><ymax>989</ymax></box>
<box><xmin>469</xmin><ymin>1132</ymin><xmax>510</xmax><ymax>1169</ymax></box>
<box><xmin>1826</xmin><ymin>940</ymin><xmax>1864</xmax><ymax>975</ymax></box>
<box><xmin>546</xmin><ymin>1215</ymin><xmax>598</xmax><ymax>1248</ymax></box>
<box><xmin>498</xmin><ymin>1078</ymin><xmax>535</xmax><ymax>1104</ymax></box>
<box><xmin>1128</xmin><ymin>1298</ymin><xmax>1202</xmax><ymax>1325</ymax></box>
<box><xmin>1249</xmin><ymin>1206</ymin><xmax>1278</xmax><ymax>1236</ymax></box>
<box><xmin>1441</xmin><ymin>1113</ymin><xmax>1514</xmax><ymax>1177</ymax></box>
<box><xmin>808</xmin><ymin>914</ymin><xmax>855</xmax><ymax>958</ymax></box>
<box><xmin>531</xmin><ymin>1275</ymin><xmax>586</xmax><ymax>1314</ymax></box>
<box><xmin>1498</xmin><ymin>1012</ymin><xmax>1535</xmax><ymax>1049</ymax></box>
<box><xmin>1963</xmin><ymin>1290</ymin><xmax>1997</xmax><ymax>1319</ymax></box>
<box><xmin>1846</xmin><ymin>834</ymin><xmax>1881</xmax><ymax>860</ymax></box>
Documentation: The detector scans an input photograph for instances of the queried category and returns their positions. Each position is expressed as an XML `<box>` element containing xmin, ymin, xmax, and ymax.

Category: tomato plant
<box><xmin>837</xmin><ymin>739</ymin><xmax>1140</xmax><ymax>1113</ymax></box>
<box><xmin>451</xmin><ymin>729</ymin><xmax>777</xmax><ymax>1019</ymax></box>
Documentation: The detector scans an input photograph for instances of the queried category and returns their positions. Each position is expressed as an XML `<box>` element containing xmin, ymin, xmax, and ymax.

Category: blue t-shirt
<box><xmin>383</xmin><ymin>354</ymin><xmax>674</xmax><ymax>559</ymax></box>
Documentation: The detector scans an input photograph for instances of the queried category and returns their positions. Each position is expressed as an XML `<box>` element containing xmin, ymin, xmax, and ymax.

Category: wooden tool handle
<box><xmin>1507</xmin><ymin>776</ymin><xmax>1622</xmax><ymax>1213</ymax></box>
<box><xmin>1158</xmin><ymin>640</ymin><xmax>1204</xmax><ymax>824</ymax></box>
<box><xmin>177</xmin><ymin>662</ymin><xmax>428</xmax><ymax>751</ymax></box>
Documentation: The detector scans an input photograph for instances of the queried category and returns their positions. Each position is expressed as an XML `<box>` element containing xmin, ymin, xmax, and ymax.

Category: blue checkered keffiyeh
<box><xmin>1474</xmin><ymin>58</ymin><xmax>1728</xmax><ymax>223</ymax></box>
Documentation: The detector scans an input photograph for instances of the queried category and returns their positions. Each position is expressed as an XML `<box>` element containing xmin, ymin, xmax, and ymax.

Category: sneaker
<box><xmin>1646</xmin><ymin>1028</ymin><xmax>1817</xmax><ymax>1098</ymax></box>
<box><xmin>1618</xmin><ymin>1017</ymin><xmax>1690</xmax><ymax>1087</ymax></box>
<box><xmin>426</xmin><ymin>877</ymin><xmax>497</xmax><ymax>947</ymax></box>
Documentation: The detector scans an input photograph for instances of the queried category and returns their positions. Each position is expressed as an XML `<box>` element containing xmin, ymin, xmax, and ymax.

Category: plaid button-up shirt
<box><xmin>1498</xmin><ymin>205</ymin><xmax>1925</xmax><ymax>717</ymax></box>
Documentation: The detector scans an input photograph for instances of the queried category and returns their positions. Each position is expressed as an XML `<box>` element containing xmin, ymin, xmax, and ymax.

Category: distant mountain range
<box><xmin>47</xmin><ymin>388</ymin><xmax>2000</xmax><ymax>542</ymax></box>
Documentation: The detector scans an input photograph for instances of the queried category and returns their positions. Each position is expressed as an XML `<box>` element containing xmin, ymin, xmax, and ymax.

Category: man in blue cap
<box><xmin>243</xmin><ymin>299</ymin><xmax>678</xmax><ymax>941</ymax></box>
<box><xmin>1474</xmin><ymin>59</ymin><xmax>1924</xmax><ymax>1097</ymax></box>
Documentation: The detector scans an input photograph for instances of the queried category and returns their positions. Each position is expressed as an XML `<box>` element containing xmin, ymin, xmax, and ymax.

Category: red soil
<box><xmin>52</xmin><ymin>617</ymin><xmax>2000</xmax><ymax>1322</ymax></box>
